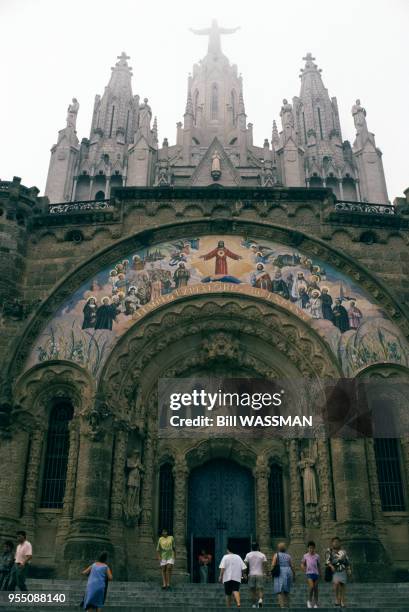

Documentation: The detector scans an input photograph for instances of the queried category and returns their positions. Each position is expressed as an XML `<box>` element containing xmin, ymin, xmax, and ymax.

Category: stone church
<box><xmin>1</xmin><ymin>21</ymin><xmax>409</xmax><ymax>582</ymax></box>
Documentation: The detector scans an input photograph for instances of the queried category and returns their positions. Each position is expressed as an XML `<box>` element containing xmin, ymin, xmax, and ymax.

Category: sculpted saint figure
<box><xmin>280</xmin><ymin>98</ymin><xmax>294</xmax><ymax>128</ymax></box>
<box><xmin>138</xmin><ymin>98</ymin><xmax>152</xmax><ymax>139</ymax></box>
<box><xmin>298</xmin><ymin>450</ymin><xmax>318</xmax><ymax>505</ymax></box>
<box><xmin>352</xmin><ymin>99</ymin><xmax>367</xmax><ymax>132</ymax></box>
<box><xmin>123</xmin><ymin>450</ymin><xmax>144</xmax><ymax>524</ymax></box>
<box><xmin>66</xmin><ymin>98</ymin><xmax>79</xmax><ymax>129</ymax></box>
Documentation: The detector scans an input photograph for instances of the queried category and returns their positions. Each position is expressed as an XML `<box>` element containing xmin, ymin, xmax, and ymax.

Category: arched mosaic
<box><xmin>25</xmin><ymin>235</ymin><xmax>409</xmax><ymax>378</ymax></box>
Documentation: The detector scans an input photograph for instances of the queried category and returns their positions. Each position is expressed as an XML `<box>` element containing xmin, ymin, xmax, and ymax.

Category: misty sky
<box><xmin>1</xmin><ymin>0</ymin><xmax>408</xmax><ymax>201</ymax></box>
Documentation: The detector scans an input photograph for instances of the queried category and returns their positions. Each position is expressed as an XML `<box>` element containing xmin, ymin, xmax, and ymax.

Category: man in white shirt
<box><xmin>9</xmin><ymin>531</ymin><xmax>32</xmax><ymax>591</ymax></box>
<box><xmin>219</xmin><ymin>546</ymin><xmax>246</xmax><ymax>608</ymax></box>
<box><xmin>244</xmin><ymin>542</ymin><xmax>267</xmax><ymax>608</ymax></box>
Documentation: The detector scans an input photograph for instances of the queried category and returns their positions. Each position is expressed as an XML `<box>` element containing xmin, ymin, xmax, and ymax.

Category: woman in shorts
<box><xmin>301</xmin><ymin>540</ymin><xmax>321</xmax><ymax>608</ymax></box>
<box><xmin>156</xmin><ymin>528</ymin><xmax>176</xmax><ymax>590</ymax></box>
<box><xmin>325</xmin><ymin>537</ymin><xmax>351</xmax><ymax>608</ymax></box>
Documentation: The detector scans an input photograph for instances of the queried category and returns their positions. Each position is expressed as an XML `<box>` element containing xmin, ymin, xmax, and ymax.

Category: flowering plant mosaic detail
<box><xmin>27</xmin><ymin>235</ymin><xmax>409</xmax><ymax>378</ymax></box>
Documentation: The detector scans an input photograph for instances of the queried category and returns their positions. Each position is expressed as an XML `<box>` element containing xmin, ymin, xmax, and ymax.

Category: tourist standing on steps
<box><xmin>156</xmin><ymin>528</ymin><xmax>176</xmax><ymax>590</ymax></box>
<box><xmin>81</xmin><ymin>551</ymin><xmax>112</xmax><ymax>611</ymax></box>
<box><xmin>271</xmin><ymin>542</ymin><xmax>296</xmax><ymax>609</ymax></box>
<box><xmin>325</xmin><ymin>537</ymin><xmax>351</xmax><ymax>608</ymax></box>
<box><xmin>198</xmin><ymin>548</ymin><xmax>212</xmax><ymax>583</ymax></box>
<box><xmin>0</xmin><ymin>540</ymin><xmax>15</xmax><ymax>590</ymax></box>
<box><xmin>301</xmin><ymin>540</ymin><xmax>321</xmax><ymax>608</ymax></box>
<box><xmin>8</xmin><ymin>531</ymin><xmax>32</xmax><ymax>592</ymax></box>
<box><xmin>244</xmin><ymin>542</ymin><xmax>267</xmax><ymax>608</ymax></box>
<box><xmin>219</xmin><ymin>546</ymin><xmax>246</xmax><ymax>608</ymax></box>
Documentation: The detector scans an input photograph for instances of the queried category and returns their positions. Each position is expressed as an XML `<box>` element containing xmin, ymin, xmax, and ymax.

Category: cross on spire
<box><xmin>303</xmin><ymin>52</ymin><xmax>316</xmax><ymax>63</ymax></box>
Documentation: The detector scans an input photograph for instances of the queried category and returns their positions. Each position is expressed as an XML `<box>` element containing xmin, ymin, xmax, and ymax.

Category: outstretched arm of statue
<box><xmin>189</xmin><ymin>27</ymin><xmax>211</xmax><ymax>35</ymax></box>
<box><xmin>219</xmin><ymin>26</ymin><xmax>240</xmax><ymax>34</ymax></box>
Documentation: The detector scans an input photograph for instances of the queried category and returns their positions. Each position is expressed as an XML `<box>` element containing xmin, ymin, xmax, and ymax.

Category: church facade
<box><xmin>1</xmin><ymin>21</ymin><xmax>409</xmax><ymax>582</ymax></box>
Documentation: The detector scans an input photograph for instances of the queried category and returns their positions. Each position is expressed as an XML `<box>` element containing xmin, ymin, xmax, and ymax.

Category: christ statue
<box><xmin>190</xmin><ymin>19</ymin><xmax>240</xmax><ymax>56</ymax></box>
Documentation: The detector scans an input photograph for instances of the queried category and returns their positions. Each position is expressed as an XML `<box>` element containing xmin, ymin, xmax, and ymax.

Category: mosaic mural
<box><xmin>26</xmin><ymin>235</ymin><xmax>409</xmax><ymax>378</ymax></box>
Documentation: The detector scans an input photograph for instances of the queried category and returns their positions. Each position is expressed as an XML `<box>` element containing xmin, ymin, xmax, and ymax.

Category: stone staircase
<box><xmin>0</xmin><ymin>580</ymin><xmax>408</xmax><ymax>611</ymax></box>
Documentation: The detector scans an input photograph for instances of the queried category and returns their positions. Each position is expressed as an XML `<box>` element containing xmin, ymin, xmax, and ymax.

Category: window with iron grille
<box><xmin>158</xmin><ymin>463</ymin><xmax>174</xmax><ymax>534</ymax></box>
<box><xmin>374</xmin><ymin>439</ymin><xmax>405</xmax><ymax>511</ymax></box>
<box><xmin>40</xmin><ymin>401</ymin><xmax>74</xmax><ymax>509</ymax></box>
<box><xmin>269</xmin><ymin>464</ymin><xmax>285</xmax><ymax>536</ymax></box>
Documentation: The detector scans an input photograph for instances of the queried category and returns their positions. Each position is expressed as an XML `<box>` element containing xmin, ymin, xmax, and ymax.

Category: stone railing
<box><xmin>48</xmin><ymin>199</ymin><xmax>114</xmax><ymax>214</ymax></box>
<box><xmin>334</xmin><ymin>200</ymin><xmax>396</xmax><ymax>215</ymax></box>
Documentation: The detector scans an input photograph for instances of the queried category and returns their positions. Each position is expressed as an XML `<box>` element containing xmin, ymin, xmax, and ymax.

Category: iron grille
<box><xmin>159</xmin><ymin>463</ymin><xmax>174</xmax><ymax>534</ymax></box>
<box><xmin>269</xmin><ymin>464</ymin><xmax>285</xmax><ymax>536</ymax></box>
<box><xmin>374</xmin><ymin>439</ymin><xmax>405</xmax><ymax>511</ymax></box>
<box><xmin>40</xmin><ymin>402</ymin><xmax>73</xmax><ymax>508</ymax></box>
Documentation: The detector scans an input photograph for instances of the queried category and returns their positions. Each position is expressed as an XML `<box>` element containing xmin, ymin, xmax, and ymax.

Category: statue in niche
<box><xmin>66</xmin><ymin>98</ymin><xmax>79</xmax><ymax>129</ymax></box>
<box><xmin>298</xmin><ymin>446</ymin><xmax>318</xmax><ymax>505</ymax></box>
<box><xmin>123</xmin><ymin>450</ymin><xmax>144</xmax><ymax>525</ymax></box>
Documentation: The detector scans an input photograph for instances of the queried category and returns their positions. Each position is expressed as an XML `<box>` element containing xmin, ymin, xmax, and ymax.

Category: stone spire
<box><xmin>272</xmin><ymin>120</ymin><xmax>279</xmax><ymax>147</ymax></box>
<box><xmin>297</xmin><ymin>52</ymin><xmax>342</xmax><ymax>146</ymax></box>
<box><xmin>89</xmin><ymin>52</ymin><xmax>135</xmax><ymax>143</ymax></box>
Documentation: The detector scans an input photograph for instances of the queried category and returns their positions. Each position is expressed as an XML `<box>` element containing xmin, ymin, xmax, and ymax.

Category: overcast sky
<box><xmin>1</xmin><ymin>0</ymin><xmax>408</xmax><ymax>200</ymax></box>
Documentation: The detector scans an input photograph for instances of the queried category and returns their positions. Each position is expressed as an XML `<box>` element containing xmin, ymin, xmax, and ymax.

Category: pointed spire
<box><xmin>152</xmin><ymin>116</ymin><xmax>158</xmax><ymax>144</ymax></box>
<box><xmin>185</xmin><ymin>89</ymin><xmax>193</xmax><ymax>115</ymax></box>
<box><xmin>299</xmin><ymin>52</ymin><xmax>326</xmax><ymax>99</ymax></box>
<box><xmin>108</xmin><ymin>51</ymin><xmax>133</xmax><ymax>91</ymax></box>
<box><xmin>272</xmin><ymin>120</ymin><xmax>279</xmax><ymax>146</ymax></box>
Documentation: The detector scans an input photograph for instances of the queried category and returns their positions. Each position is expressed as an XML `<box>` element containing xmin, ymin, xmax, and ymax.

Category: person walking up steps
<box><xmin>301</xmin><ymin>540</ymin><xmax>321</xmax><ymax>608</ymax></box>
<box><xmin>9</xmin><ymin>531</ymin><xmax>32</xmax><ymax>592</ymax></box>
<box><xmin>81</xmin><ymin>551</ymin><xmax>112</xmax><ymax>612</ymax></box>
<box><xmin>219</xmin><ymin>546</ymin><xmax>246</xmax><ymax>608</ymax></box>
<box><xmin>244</xmin><ymin>542</ymin><xmax>267</xmax><ymax>608</ymax></box>
<box><xmin>156</xmin><ymin>528</ymin><xmax>176</xmax><ymax>590</ymax></box>
<box><xmin>271</xmin><ymin>542</ymin><xmax>296</xmax><ymax>609</ymax></box>
<box><xmin>325</xmin><ymin>537</ymin><xmax>351</xmax><ymax>608</ymax></box>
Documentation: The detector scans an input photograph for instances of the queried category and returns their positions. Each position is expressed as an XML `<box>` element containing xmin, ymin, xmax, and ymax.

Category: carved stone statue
<box><xmin>280</xmin><ymin>98</ymin><xmax>294</xmax><ymax>128</ymax></box>
<box><xmin>123</xmin><ymin>450</ymin><xmax>144</xmax><ymax>525</ymax></box>
<box><xmin>298</xmin><ymin>449</ymin><xmax>318</xmax><ymax>505</ymax></box>
<box><xmin>352</xmin><ymin>99</ymin><xmax>367</xmax><ymax>132</ymax></box>
<box><xmin>138</xmin><ymin>98</ymin><xmax>152</xmax><ymax>139</ymax></box>
<box><xmin>66</xmin><ymin>98</ymin><xmax>79</xmax><ymax>129</ymax></box>
<box><xmin>190</xmin><ymin>19</ymin><xmax>240</xmax><ymax>56</ymax></box>
<box><xmin>211</xmin><ymin>150</ymin><xmax>222</xmax><ymax>180</ymax></box>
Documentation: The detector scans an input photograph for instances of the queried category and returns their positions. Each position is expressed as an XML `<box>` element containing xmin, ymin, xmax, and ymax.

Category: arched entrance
<box><xmin>188</xmin><ymin>458</ymin><xmax>255</xmax><ymax>580</ymax></box>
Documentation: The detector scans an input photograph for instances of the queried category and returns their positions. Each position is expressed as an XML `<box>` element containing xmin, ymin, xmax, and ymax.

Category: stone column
<box><xmin>55</xmin><ymin>422</ymin><xmax>80</xmax><ymax>568</ymax></box>
<box><xmin>338</xmin><ymin>180</ymin><xmax>344</xmax><ymax>200</ymax></box>
<box><xmin>253</xmin><ymin>460</ymin><xmax>272</xmax><ymax>557</ymax></box>
<box><xmin>88</xmin><ymin>178</ymin><xmax>94</xmax><ymax>200</ymax></box>
<box><xmin>63</xmin><ymin>423</ymin><xmax>114</xmax><ymax>578</ymax></box>
<box><xmin>137</xmin><ymin>429</ymin><xmax>158</xmax><ymax>578</ymax></box>
<box><xmin>0</xmin><ymin>429</ymin><xmax>30</xmax><ymax>539</ymax></box>
<box><xmin>109</xmin><ymin>427</ymin><xmax>128</xmax><ymax>579</ymax></box>
<box><xmin>401</xmin><ymin>438</ymin><xmax>409</xmax><ymax>487</ymax></box>
<box><xmin>330</xmin><ymin>438</ymin><xmax>389</xmax><ymax>580</ymax></box>
<box><xmin>365</xmin><ymin>439</ymin><xmax>387</xmax><ymax>539</ymax></box>
<box><xmin>71</xmin><ymin>177</ymin><xmax>78</xmax><ymax>201</ymax></box>
<box><xmin>316</xmin><ymin>439</ymin><xmax>336</xmax><ymax>538</ymax></box>
<box><xmin>21</xmin><ymin>426</ymin><xmax>45</xmax><ymax>536</ymax></box>
<box><xmin>288</xmin><ymin>440</ymin><xmax>305</xmax><ymax>563</ymax></box>
<box><xmin>172</xmin><ymin>457</ymin><xmax>189</xmax><ymax>577</ymax></box>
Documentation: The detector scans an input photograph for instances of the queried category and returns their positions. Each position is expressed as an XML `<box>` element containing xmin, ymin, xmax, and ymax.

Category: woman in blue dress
<box><xmin>82</xmin><ymin>552</ymin><xmax>113</xmax><ymax>611</ymax></box>
<box><xmin>271</xmin><ymin>542</ymin><xmax>296</xmax><ymax>608</ymax></box>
